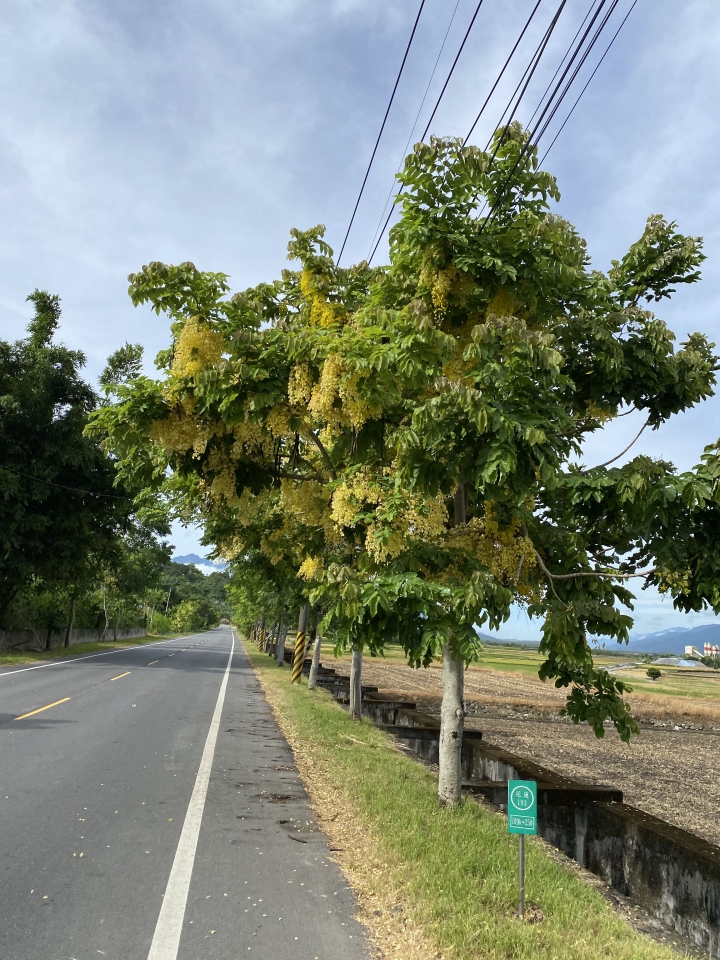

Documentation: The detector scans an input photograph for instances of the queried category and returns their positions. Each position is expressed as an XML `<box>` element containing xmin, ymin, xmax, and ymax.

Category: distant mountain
<box><xmin>172</xmin><ymin>554</ymin><xmax>227</xmax><ymax>576</ymax></box>
<box><xmin>627</xmin><ymin>623</ymin><xmax>720</xmax><ymax>655</ymax></box>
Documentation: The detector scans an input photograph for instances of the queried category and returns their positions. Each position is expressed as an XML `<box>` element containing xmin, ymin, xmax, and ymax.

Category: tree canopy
<box><xmin>0</xmin><ymin>292</ymin><xmax>145</xmax><ymax>620</ymax></box>
<box><xmin>93</xmin><ymin>127</ymin><xmax>720</xmax><ymax>752</ymax></box>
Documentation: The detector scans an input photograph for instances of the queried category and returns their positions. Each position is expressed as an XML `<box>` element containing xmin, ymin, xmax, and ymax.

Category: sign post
<box><xmin>507</xmin><ymin>780</ymin><xmax>537</xmax><ymax>920</ymax></box>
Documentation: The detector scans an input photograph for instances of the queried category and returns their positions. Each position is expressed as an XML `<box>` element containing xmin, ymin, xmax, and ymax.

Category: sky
<box><xmin>2</xmin><ymin>0</ymin><xmax>719</xmax><ymax>639</ymax></box>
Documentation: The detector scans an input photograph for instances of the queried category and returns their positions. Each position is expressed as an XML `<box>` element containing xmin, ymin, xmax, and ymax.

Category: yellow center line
<box><xmin>147</xmin><ymin>660</ymin><xmax>159</xmax><ymax>665</ymax></box>
<box><xmin>110</xmin><ymin>672</ymin><xmax>131</xmax><ymax>681</ymax></box>
<box><xmin>15</xmin><ymin>698</ymin><xmax>70</xmax><ymax>721</ymax></box>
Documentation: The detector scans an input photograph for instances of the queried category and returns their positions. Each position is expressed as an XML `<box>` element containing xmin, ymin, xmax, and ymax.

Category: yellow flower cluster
<box><xmin>331</xmin><ymin>472</ymin><xmax>449</xmax><ymax>563</ymax></box>
<box><xmin>288</xmin><ymin>364</ymin><xmax>313</xmax><ymax>405</ymax></box>
<box><xmin>280</xmin><ymin>479</ymin><xmax>326</xmax><ymax>527</ymax></box>
<box><xmin>308</xmin><ymin>355</ymin><xmax>343</xmax><ymax>426</ymax></box>
<box><xmin>298</xmin><ymin>556</ymin><xmax>323</xmax><ymax>580</ymax></box>
<box><xmin>209</xmin><ymin>470</ymin><xmax>240</xmax><ymax>505</ymax></box>
<box><xmin>265</xmin><ymin>404</ymin><xmax>294</xmax><ymax>439</ymax></box>
<box><xmin>172</xmin><ymin>318</ymin><xmax>224</xmax><ymax>376</ymax></box>
<box><xmin>656</xmin><ymin>569</ymin><xmax>691</xmax><ymax>595</ymax></box>
<box><xmin>419</xmin><ymin>263</ymin><xmax>474</xmax><ymax>320</ymax></box>
<box><xmin>306</xmin><ymin>356</ymin><xmax>380</xmax><ymax>433</ymax></box>
<box><xmin>330</xmin><ymin>474</ymin><xmax>380</xmax><ymax>528</ymax></box>
<box><xmin>300</xmin><ymin>270</ymin><xmax>339</xmax><ymax>327</ymax></box>
<box><xmin>451</xmin><ymin>502</ymin><xmax>537</xmax><ymax>596</ymax></box>
<box><xmin>231</xmin><ymin>421</ymin><xmax>273</xmax><ymax>459</ymax></box>
<box><xmin>338</xmin><ymin>371</ymin><xmax>380</xmax><ymax>429</ymax></box>
<box><xmin>485</xmin><ymin>286</ymin><xmax>516</xmax><ymax>319</ymax></box>
<box><xmin>205</xmin><ymin>448</ymin><xmax>241</xmax><ymax>506</ymax></box>
<box><xmin>149</xmin><ymin>413</ymin><xmax>221</xmax><ymax>457</ymax></box>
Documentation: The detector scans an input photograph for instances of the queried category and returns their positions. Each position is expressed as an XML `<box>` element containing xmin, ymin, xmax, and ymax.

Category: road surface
<box><xmin>0</xmin><ymin>626</ymin><xmax>370</xmax><ymax>960</ymax></box>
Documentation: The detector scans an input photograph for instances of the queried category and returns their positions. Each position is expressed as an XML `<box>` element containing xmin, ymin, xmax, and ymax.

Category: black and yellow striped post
<box><xmin>257</xmin><ymin>616</ymin><xmax>265</xmax><ymax>651</ymax></box>
<box><xmin>291</xmin><ymin>604</ymin><xmax>309</xmax><ymax>684</ymax></box>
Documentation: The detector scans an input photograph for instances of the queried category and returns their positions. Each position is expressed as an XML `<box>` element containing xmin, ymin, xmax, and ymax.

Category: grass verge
<box><xmin>245</xmin><ymin>639</ymin><xmax>686</xmax><ymax>960</ymax></box>
<box><xmin>0</xmin><ymin>633</ymin><xmax>187</xmax><ymax>668</ymax></box>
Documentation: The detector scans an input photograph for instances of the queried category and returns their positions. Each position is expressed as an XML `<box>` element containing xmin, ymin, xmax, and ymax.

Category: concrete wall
<box><xmin>0</xmin><ymin>626</ymin><xmax>147</xmax><ymax>650</ymax></box>
<box><xmin>387</xmin><ymin>705</ymin><xmax>720</xmax><ymax>957</ymax></box>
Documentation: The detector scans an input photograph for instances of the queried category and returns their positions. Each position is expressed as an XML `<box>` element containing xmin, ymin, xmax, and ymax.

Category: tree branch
<box><xmin>304</xmin><ymin>429</ymin><xmax>337</xmax><ymax>480</ymax></box>
<box><xmin>533</xmin><ymin>549</ymin><xmax>658</xmax><ymax>581</ymax></box>
<box><xmin>531</xmin><ymin>546</ymin><xmax>566</xmax><ymax>605</ymax></box>
<box><xmin>579</xmin><ymin>418</ymin><xmax>650</xmax><ymax>474</ymax></box>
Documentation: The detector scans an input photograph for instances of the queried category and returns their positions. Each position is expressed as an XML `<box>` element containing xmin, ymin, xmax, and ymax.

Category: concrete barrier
<box><xmin>0</xmin><ymin>626</ymin><xmax>147</xmax><ymax>650</ymax></box>
<box><xmin>312</xmin><ymin>657</ymin><xmax>720</xmax><ymax>956</ymax></box>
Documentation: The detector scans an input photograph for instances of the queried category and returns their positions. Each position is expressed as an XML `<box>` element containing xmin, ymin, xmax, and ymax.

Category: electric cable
<box><xmin>463</xmin><ymin>0</ymin><xmax>545</xmax><ymax>144</ymax></box>
<box><xmin>367</xmin><ymin>0</ymin><xmax>462</xmax><ymax>260</ymax></box>
<box><xmin>533</xmin><ymin>0</ymin><xmax>622</xmax><ymax>144</ymax></box>
<box><xmin>527</xmin><ymin>0</ymin><xmax>600</xmax><ymax>128</ymax></box>
<box><xmin>337</xmin><ymin>0</ymin><xmax>427</xmax><ymax>265</ymax></box>
<box><xmin>0</xmin><ymin>464</ymin><xmax>132</xmax><ymax>500</ymax></box>
<box><xmin>417</xmin><ymin>0</ymin><xmax>488</xmax><ymax>143</ymax></box>
<box><xmin>479</xmin><ymin>0</ymin><xmax>623</xmax><ymax>236</ymax></box>
<box><xmin>471</xmin><ymin>0</ymin><xmax>569</xmax><ymax>222</ymax></box>
<box><xmin>539</xmin><ymin>0</ymin><xmax>639</xmax><ymax>162</ymax></box>
<box><xmin>367</xmin><ymin>0</ymin><xmax>490</xmax><ymax>264</ymax></box>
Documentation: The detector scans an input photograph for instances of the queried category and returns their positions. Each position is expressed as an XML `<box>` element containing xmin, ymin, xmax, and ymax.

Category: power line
<box><xmin>463</xmin><ymin>0</ymin><xmax>545</xmax><ymax>144</ymax></box>
<box><xmin>417</xmin><ymin>0</ymin><xmax>488</xmax><ymax>142</ymax></box>
<box><xmin>368</xmin><ymin>0</ymin><xmax>489</xmax><ymax>264</ymax></box>
<box><xmin>0</xmin><ymin>464</ymin><xmax>132</xmax><ymax>500</ymax></box>
<box><xmin>479</xmin><ymin>0</ymin><xmax>624</xmax><ymax>236</ymax></box>
<box><xmin>367</xmin><ymin>0</ymin><xmax>462</xmax><ymax>260</ymax></box>
<box><xmin>470</xmin><ymin>0</ymin><xmax>567</xmax><ymax>223</ymax></box>
<box><xmin>337</xmin><ymin>0</ymin><xmax>427</xmax><ymax>266</ymax></box>
<box><xmin>527</xmin><ymin>0</ymin><xmax>600</xmax><ymax>128</ymax></box>
<box><xmin>369</xmin><ymin>0</ymin><xmax>558</xmax><ymax>264</ymax></box>
<box><xmin>539</xmin><ymin>0</ymin><xmax>639</xmax><ymax>163</ymax></box>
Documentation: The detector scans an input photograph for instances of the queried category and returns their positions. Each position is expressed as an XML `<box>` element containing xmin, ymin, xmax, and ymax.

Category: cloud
<box><xmin>2</xmin><ymin>0</ymin><xmax>719</xmax><ymax>626</ymax></box>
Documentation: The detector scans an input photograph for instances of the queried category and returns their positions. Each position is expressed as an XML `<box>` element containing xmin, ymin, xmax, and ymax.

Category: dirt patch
<box><xmin>333</xmin><ymin>658</ymin><xmax>720</xmax><ymax>849</ymax></box>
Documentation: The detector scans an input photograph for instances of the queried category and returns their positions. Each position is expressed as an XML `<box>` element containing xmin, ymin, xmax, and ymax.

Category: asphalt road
<box><xmin>0</xmin><ymin>626</ymin><xmax>370</xmax><ymax>960</ymax></box>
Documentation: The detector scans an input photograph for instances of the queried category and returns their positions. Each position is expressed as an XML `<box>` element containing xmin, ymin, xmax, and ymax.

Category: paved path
<box><xmin>0</xmin><ymin>626</ymin><xmax>370</xmax><ymax>960</ymax></box>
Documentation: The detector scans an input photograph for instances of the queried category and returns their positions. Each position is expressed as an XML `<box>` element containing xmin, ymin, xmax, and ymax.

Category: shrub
<box><xmin>171</xmin><ymin>599</ymin><xmax>209</xmax><ymax>632</ymax></box>
<box><xmin>646</xmin><ymin>667</ymin><xmax>662</xmax><ymax>681</ymax></box>
<box><xmin>148</xmin><ymin>611</ymin><xmax>174</xmax><ymax>635</ymax></box>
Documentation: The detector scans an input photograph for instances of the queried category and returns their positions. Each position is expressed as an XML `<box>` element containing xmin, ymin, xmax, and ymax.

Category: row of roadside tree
<box><xmin>17</xmin><ymin>127</ymin><xmax>720</xmax><ymax>803</ymax></box>
<box><xmin>0</xmin><ymin>293</ymin><xmax>232</xmax><ymax>648</ymax></box>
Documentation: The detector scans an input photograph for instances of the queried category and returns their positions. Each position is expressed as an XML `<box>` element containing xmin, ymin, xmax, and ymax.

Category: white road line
<box><xmin>0</xmin><ymin>634</ymin><xmax>208</xmax><ymax>680</ymax></box>
<box><xmin>147</xmin><ymin>633</ymin><xmax>235</xmax><ymax>960</ymax></box>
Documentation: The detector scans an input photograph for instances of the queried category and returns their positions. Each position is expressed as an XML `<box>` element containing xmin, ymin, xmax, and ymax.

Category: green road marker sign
<box><xmin>508</xmin><ymin>780</ymin><xmax>537</xmax><ymax>835</ymax></box>
<box><xmin>507</xmin><ymin>780</ymin><xmax>537</xmax><ymax>920</ymax></box>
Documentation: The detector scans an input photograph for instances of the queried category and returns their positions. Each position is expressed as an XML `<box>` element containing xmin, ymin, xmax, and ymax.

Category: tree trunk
<box><xmin>307</xmin><ymin>626</ymin><xmax>322</xmax><ymax>690</ymax></box>
<box><xmin>269</xmin><ymin>621</ymin><xmax>278</xmax><ymax>657</ymax></box>
<box><xmin>113</xmin><ymin>608</ymin><xmax>121</xmax><ymax>642</ymax></box>
<box><xmin>350</xmin><ymin>647</ymin><xmax>363</xmax><ymax>720</ymax></box>
<box><xmin>291</xmin><ymin>604</ymin><xmax>309</xmax><ymax>684</ymax></box>
<box><xmin>438</xmin><ymin>642</ymin><xmax>465</xmax><ymax>806</ymax></box>
<box><xmin>45</xmin><ymin>624</ymin><xmax>53</xmax><ymax>651</ymax></box>
<box><xmin>437</xmin><ymin>479</ymin><xmax>468</xmax><ymax>806</ymax></box>
<box><xmin>64</xmin><ymin>596</ymin><xmax>76</xmax><ymax>648</ymax></box>
<box><xmin>276</xmin><ymin>615</ymin><xmax>287</xmax><ymax>667</ymax></box>
<box><xmin>102</xmin><ymin>587</ymin><xmax>110</xmax><ymax>641</ymax></box>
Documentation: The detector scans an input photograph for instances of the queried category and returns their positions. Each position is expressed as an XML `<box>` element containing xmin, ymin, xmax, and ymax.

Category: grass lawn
<box><xmin>0</xmin><ymin>632</ymin><xmax>189</xmax><ymax>668</ymax></box>
<box><xmin>245</xmin><ymin>639</ymin><xmax>685</xmax><ymax>960</ymax></box>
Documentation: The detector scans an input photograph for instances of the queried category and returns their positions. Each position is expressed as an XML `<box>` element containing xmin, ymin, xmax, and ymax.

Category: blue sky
<box><xmin>2</xmin><ymin>0</ymin><xmax>719</xmax><ymax>638</ymax></box>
